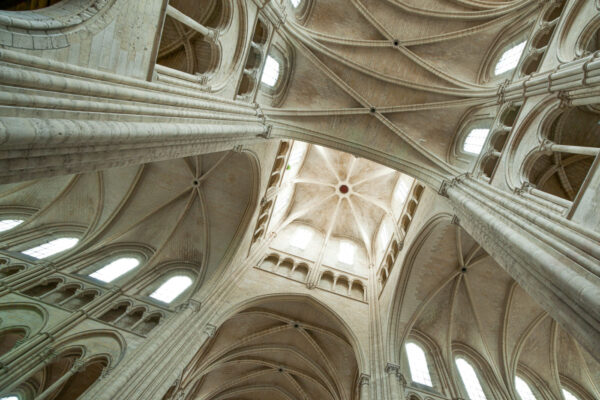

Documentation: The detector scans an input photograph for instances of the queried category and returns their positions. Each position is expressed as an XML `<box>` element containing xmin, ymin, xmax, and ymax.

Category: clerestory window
<box><xmin>290</xmin><ymin>0</ymin><xmax>301</xmax><ymax>7</ymax></box>
<box><xmin>463</xmin><ymin>128</ymin><xmax>490</xmax><ymax>155</ymax></box>
<box><xmin>0</xmin><ymin>396</ymin><xmax>19</xmax><ymax>400</ymax></box>
<box><xmin>338</xmin><ymin>241</ymin><xmax>356</xmax><ymax>265</ymax></box>
<box><xmin>261</xmin><ymin>55</ymin><xmax>280</xmax><ymax>87</ymax></box>
<box><xmin>562</xmin><ymin>388</ymin><xmax>580</xmax><ymax>400</ymax></box>
<box><xmin>22</xmin><ymin>237</ymin><xmax>79</xmax><ymax>259</ymax></box>
<box><xmin>495</xmin><ymin>41</ymin><xmax>526</xmax><ymax>75</ymax></box>
<box><xmin>89</xmin><ymin>257</ymin><xmax>140</xmax><ymax>283</ymax></box>
<box><xmin>290</xmin><ymin>226</ymin><xmax>313</xmax><ymax>249</ymax></box>
<box><xmin>150</xmin><ymin>276</ymin><xmax>193</xmax><ymax>303</ymax></box>
<box><xmin>406</xmin><ymin>342</ymin><xmax>433</xmax><ymax>386</ymax></box>
<box><xmin>0</xmin><ymin>219</ymin><xmax>23</xmax><ymax>233</ymax></box>
<box><xmin>515</xmin><ymin>376</ymin><xmax>537</xmax><ymax>400</ymax></box>
<box><xmin>456</xmin><ymin>358</ymin><xmax>487</xmax><ymax>400</ymax></box>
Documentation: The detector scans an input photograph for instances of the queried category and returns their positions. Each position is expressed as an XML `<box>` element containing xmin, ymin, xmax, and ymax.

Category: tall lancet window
<box><xmin>495</xmin><ymin>41</ymin><xmax>526</xmax><ymax>75</ymax></box>
<box><xmin>0</xmin><ymin>219</ymin><xmax>23</xmax><ymax>232</ymax></box>
<box><xmin>515</xmin><ymin>376</ymin><xmax>537</xmax><ymax>400</ymax></box>
<box><xmin>290</xmin><ymin>0</ymin><xmax>301</xmax><ymax>7</ymax></box>
<box><xmin>261</xmin><ymin>55</ymin><xmax>280</xmax><ymax>87</ymax></box>
<box><xmin>22</xmin><ymin>237</ymin><xmax>79</xmax><ymax>259</ymax></box>
<box><xmin>456</xmin><ymin>358</ymin><xmax>487</xmax><ymax>400</ymax></box>
<box><xmin>406</xmin><ymin>342</ymin><xmax>433</xmax><ymax>386</ymax></box>
<box><xmin>150</xmin><ymin>276</ymin><xmax>193</xmax><ymax>303</ymax></box>
<box><xmin>90</xmin><ymin>257</ymin><xmax>140</xmax><ymax>282</ymax></box>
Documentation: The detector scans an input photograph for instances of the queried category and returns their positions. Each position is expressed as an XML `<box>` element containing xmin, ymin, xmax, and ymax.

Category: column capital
<box><xmin>37</xmin><ymin>346</ymin><xmax>57</xmax><ymax>362</ymax></box>
<box><xmin>204</xmin><ymin>323</ymin><xmax>217</xmax><ymax>338</ymax></box>
<box><xmin>176</xmin><ymin>299</ymin><xmax>201</xmax><ymax>313</ymax></box>
<box><xmin>255</xmin><ymin>105</ymin><xmax>266</xmax><ymax>123</ymax></box>
<box><xmin>496</xmin><ymin>79</ymin><xmax>510</xmax><ymax>104</ymax></box>
<box><xmin>359</xmin><ymin>373</ymin><xmax>370</xmax><ymax>386</ymax></box>
<box><xmin>557</xmin><ymin>90</ymin><xmax>572</xmax><ymax>109</ymax></box>
<box><xmin>398</xmin><ymin>372</ymin><xmax>407</xmax><ymax>387</ymax></box>
<box><xmin>99</xmin><ymin>366</ymin><xmax>113</xmax><ymax>380</ymax></box>
<box><xmin>194</xmin><ymin>73</ymin><xmax>209</xmax><ymax>85</ymax></box>
<box><xmin>539</xmin><ymin>138</ymin><xmax>554</xmax><ymax>153</ymax></box>
<box><xmin>71</xmin><ymin>359</ymin><xmax>86</xmax><ymax>372</ymax></box>
<box><xmin>258</xmin><ymin>124</ymin><xmax>273</xmax><ymax>139</ymax></box>
<box><xmin>439</xmin><ymin>173</ymin><xmax>469</xmax><ymax>197</ymax></box>
<box><xmin>205</xmin><ymin>28</ymin><xmax>219</xmax><ymax>42</ymax></box>
<box><xmin>385</xmin><ymin>362</ymin><xmax>401</xmax><ymax>375</ymax></box>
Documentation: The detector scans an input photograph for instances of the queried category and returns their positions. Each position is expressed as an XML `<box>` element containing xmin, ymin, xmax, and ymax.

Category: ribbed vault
<box><xmin>391</xmin><ymin>218</ymin><xmax>600</xmax><ymax>400</ymax></box>
<box><xmin>0</xmin><ymin>150</ymin><xmax>256</xmax><ymax>296</ymax></box>
<box><xmin>271</xmin><ymin>143</ymin><xmax>413</xmax><ymax>271</ymax></box>
<box><xmin>262</xmin><ymin>0</ymin><xmax>542</xmax><ymax>185</ymax></box>
<box><xmin>168</xmin><ymin>297</ymin><xmax>361</xmax><ymax>400</ymax></box>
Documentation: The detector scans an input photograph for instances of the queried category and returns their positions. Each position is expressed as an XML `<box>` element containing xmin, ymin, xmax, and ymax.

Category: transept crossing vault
<box><xmin>0</xmin><ymin>0</ymin><xmax>598</xmax><ymax>399</ymax></box>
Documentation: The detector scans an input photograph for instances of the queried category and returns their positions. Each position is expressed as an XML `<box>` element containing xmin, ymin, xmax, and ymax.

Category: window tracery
<box><xmin>22</xmin><ymin>237</ymin><xmax>78</xmax><ymax>259</ymax></box>
<box><xmin>455</xmin><ymin>357</ymin><xmax>488</xmax><ymax>400</ymax></box>
<box><xmin>89</xmin><ymin>257</ymin><xmax>140</xmax><ymax>283</ymax></box>
<box><xmin>149</xmin><ymin>275</ymin><xmax>193</xmax><ymax>303</ymax></box>
<box><xmin>405</xmin><ymin>342</ymin><xmax>432</xmax><ymax>386</ymax></box>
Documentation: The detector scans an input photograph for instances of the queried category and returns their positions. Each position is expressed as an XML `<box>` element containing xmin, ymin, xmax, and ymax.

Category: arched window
<box><xmin>405</xmin><ymin>342</ymin><xmax>432</xmax><ymax>386</ymax></box>
<box><xmin>22</xmin><ymin>237</ymin><xmax>79</xmax><ymax>259</ymax></box>
<box><xmin>463</xmin><ymin>128</ymin><xmax>490</xmax><ymax>155</ymax></box>
<box><xmin>150</xmin><ymin>276</ymin><xmax>193</xmax><ymax>303</ymax></box>
<box><xmin>562</xmin><ymin>388</ymin><xmax>580</xmax><ymax>400</ymax></box>
<box><xmin>261</xmin><ymin>55</ymin><xmax>280</xmax><ymax>87</ymax></box>
<box><xmin>515</xmin><ymin>376</ymin><xmax>537</xmax><ymax>400</ymax></box>
<box><xmin>394</xmin><ymin>175</ymin><xmax>413</xmax><ymax>204</ymax></box>
<box><xmin>290</xmin><ymin>0</ymin><xmax>301</xmax><ymax>7</ymax></box>
<box><xmin>0</xmin><ymin>396</ymin><xmax>19</xmax><ymax>400</ymax></box>
<box><xmin>456</xmin><ymin>358</ymin><xmax>487</xmax><ymax>400</ymax></box>
<box><xmin>338</xmin><ymin>241</ymin><xmax>356</xmax><ymax>264</ymax></box>
<box><xmin>494</xmin><ymin>41</ymin><xmax>526</xmax><ymax>75</ymax></box>
<box><xmin>290</xmin><ymin>226</ymin><xmax>313</xmax><ymax>249</ymax></box>
<box><xmin>0</xmin><ymin>219</ymin><xmax>23</xmax><ymax>233</ymax></box>
<box><xmin>89</xmin><ymin>257</ymin><xmax>140</xmax><ymax>283</ymax></box>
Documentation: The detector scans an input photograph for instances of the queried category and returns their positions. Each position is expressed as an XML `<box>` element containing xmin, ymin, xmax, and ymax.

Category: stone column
<box><xmin>0</xmin><ymin>287</ymin><xmax>120</xmax><ymax>384</ymax></box>
<box><xmin>0</xmin><ymin>117</ymin><xmax>268</xmax><ymax>183</ymax></box>
<box><xmin>359</xmin><ymin>374</ymin><xmax>370</xmax><ymax>400</ymax></box>
<box><xmin>385</xmin><ymin>363</ymin><xmax>405</xmax><ymax>400</ymax></box>
<box><xmin>1</xmin><ymin>346</ymin><xmax>57</xmax><ymax>393</ymax></box>
<box><xmin>165</xmin><ymin>5</ymin><xmax>218</xmax><ymax>40</ymax></box>
<box><xmin>0</xmin><ymin>50</ymin><xmax>270</xmax><ymax>184</ymax></box>
<box><xmin>34</xmin><ymin>360</ymin><xmax>85</xmax><ymax>400</ymax></box>
<box><xmin>442</xmin><ymin>175</ymin><xmax>600</xmax><ymax>361</ymax></box>
<box><xmin>79</xmin><ymin>300</ymin><xmax>207</xmax><ymax>400</ymax></box>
